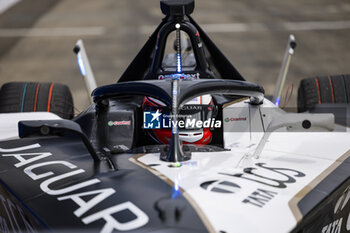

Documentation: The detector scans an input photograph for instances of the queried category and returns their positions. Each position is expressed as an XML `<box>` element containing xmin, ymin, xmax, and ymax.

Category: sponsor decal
<box><xmin>218</xmin><ymin>163</ymin><xmax>305</xmax><ymax>189</ymax></box>
<box><xmin>0</xmin><ymin>144</ymin><xmax>149</xmax><ymax>232</ymax></box>
<box><xmin>200</xmin><ymin>180</ymin><xmax>240</xmax><ymax>194</ymax></box>
<box><xmin>108</xmin><ymin>120</ymin><xmax>131</xmax><ymax>126</ymax></box>
<box><xmin>242</xmin><ymin>188</ymin><xmax>277</xmax><ymax>208</ymax></box>
<box><xmin>158</xmin><ymin>73</ymin><xmax>200</xmax><ymax>80</ymax></box>
<box><xmin>322</xmin><ymin>219</ymin><xmax>342</xmax><ymax>233</ymax></box>
<box><xmin>143</xmin><ymin>110</ymin><xmax>221</xmax><ymax>129</ymax></box>
<box><xmin>200</xmin><ymin>163</ymin><xmax>305</xmax><ymax>208</ymax></box>
<box><xmin>180</xmin><ymin>105</ymin><xmax>203</xmax><ymax>111</ymax></box>
<box><xmin>334</xmin><ymin>186</ymin><xmax>350</xmax><ymax>215</ymax></box>
<box><xmin>321</xmin><ymin>185</ymin><xmax>350</xmax><ymax>233</ymax></box>
<box><xmin>224</xmin><ymin>117</ymin><xmax>247</xmax><ymax>123</ymax></box>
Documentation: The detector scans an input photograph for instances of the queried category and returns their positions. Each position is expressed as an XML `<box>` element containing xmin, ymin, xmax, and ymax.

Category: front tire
<box><xmin>298</xmin><ymin>74</ymin><xmax>350</xmax><ymax>112</ymax></box>
<box><xmin>0</xmin><ymin>82</ymin><xmax>74</xmax><ymax>119</ymax></box>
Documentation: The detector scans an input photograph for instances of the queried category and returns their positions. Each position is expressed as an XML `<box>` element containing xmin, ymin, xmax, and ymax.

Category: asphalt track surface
<box><xmin>0</xmin><ymin>0</ymin><xmax>349</xmax><ymax>112</ymax></box>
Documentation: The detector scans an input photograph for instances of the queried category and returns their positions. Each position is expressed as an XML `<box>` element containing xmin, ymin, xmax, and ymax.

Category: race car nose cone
<box><xmin>160</xmin><ymin>0</ymin><xmax>195</xmax><ymax>16</ymax></box>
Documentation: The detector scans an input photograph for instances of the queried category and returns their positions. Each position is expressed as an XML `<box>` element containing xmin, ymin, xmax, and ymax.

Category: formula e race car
<box><xmin>0</xmin><ymin>0</ymin><xmax>349</xmax><ymax>232</ymax></box>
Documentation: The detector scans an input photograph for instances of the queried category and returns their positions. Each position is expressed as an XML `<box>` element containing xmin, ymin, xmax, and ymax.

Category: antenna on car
<box><xmin>158</xmin><ymin>0</ymin><xmax>195</xmax><ymax>163</ymax></box>
<box><xmin>73</xmin><ymin>40</ymin><xmax>97</xmax><ymax>104</ymax></box>
<box><xmin>161</xmin><ymin>77</ymin><xmax>191</xmax><ymax>162</ymax></box>
<box><xmin>272</xmin><ymin>35</ymin><xmax>297</xmax><ymax>106</ymax></box>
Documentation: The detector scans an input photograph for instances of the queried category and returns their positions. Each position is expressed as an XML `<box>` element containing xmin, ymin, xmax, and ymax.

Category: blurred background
<box><xmin>0</xmin><ymin>0</ymin><xmax>349</xmax><ymax>111</ymax></box>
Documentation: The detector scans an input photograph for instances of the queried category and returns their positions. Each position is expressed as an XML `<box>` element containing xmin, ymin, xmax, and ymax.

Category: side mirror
<box><xmin>18</xmin><ymin>120</ymin><xmax>99</xmax><ymax>161</ymax></box>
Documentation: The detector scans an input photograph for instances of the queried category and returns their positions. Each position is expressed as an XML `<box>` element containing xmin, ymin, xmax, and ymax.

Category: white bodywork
<box><xmin>136</xmin><ymin>99</ymin><xmax>350</xmax><ymax>233</ymax></box>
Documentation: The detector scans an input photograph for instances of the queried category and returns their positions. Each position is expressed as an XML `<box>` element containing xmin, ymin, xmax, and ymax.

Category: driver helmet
<box><xmin>143</xmin><ymin>94</ymin><xmax>215</xmax><ymax>145</ymax></box>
